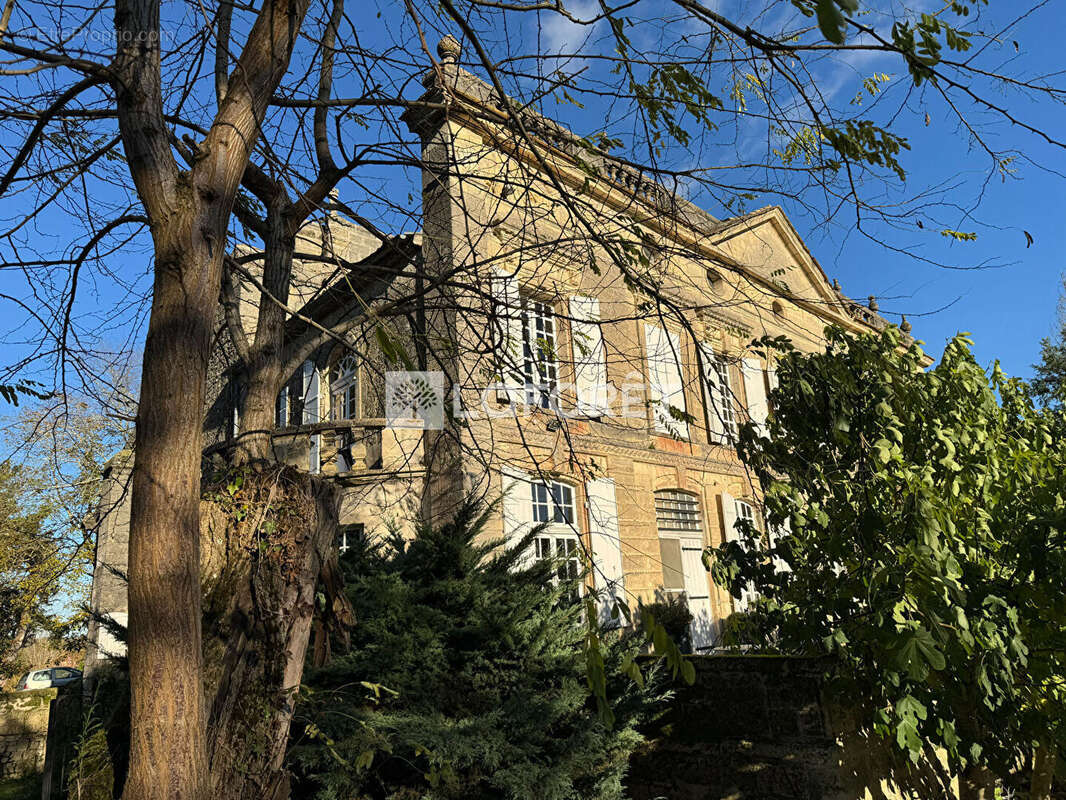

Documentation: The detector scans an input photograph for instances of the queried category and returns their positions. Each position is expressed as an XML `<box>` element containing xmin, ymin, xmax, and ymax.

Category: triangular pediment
<box><xmin>709</xmin><ymin>207</ymin><xmax>842</xmax><ymax>310</ymax></box>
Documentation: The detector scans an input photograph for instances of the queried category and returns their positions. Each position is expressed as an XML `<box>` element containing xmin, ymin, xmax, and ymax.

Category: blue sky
<box><xmin>0</xmin><ymin>0</ymin><xmax>1062</xmax><ymax>396</ymax></box>
<box><xmin>526</xmin><ymin>0</ymin><xmax>1066</xmax><ymax>379</ymax></box>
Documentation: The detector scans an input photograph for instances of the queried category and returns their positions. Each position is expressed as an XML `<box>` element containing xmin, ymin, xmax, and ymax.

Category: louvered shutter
<box><xmin>720</xmin><ymin>490</ymin><xmax>738</xmax><ymax>545</ymax></box>
<box><xmin>586</xmin><ymin>478</ymin><xmax>625</xmax><ymax>627</ymax></box>
<box><xmin>680</xmin><ymin>539</ymin><xmax>715</xmax><ymax>651</ymax></box>
<box><xmin>569</xmin><ymin>296</ymin><xmax>609</xmax><ymax>416</ymax></box>
<box><xmin>491</xmin><ymin>270</ymin><xmax>523</xmax><ymax>404</ymax></box>
<box><xmin>644</xmin><ymin>323</ymin><xmax>688</xmax><ymax>438</ymax></box>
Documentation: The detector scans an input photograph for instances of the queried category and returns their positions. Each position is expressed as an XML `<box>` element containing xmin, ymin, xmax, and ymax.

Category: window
<box><xmin>530</xmin><ymin>480</ymin><xmax>580</xmax><ymax>602</ymax></box>
<box><xmin>521</xmin><ymin>298</ymin><xmax>558</xmax><ymax>408</ymax></box>
<box><xmin>731</xmin><ymin>499</ymin><xmax>760</xmax><ymax>613</ymax></box>
<box><xmin>654</xmin><ymin>490</ymin><xmax>703</xmax><ymax>532</ymax></box>
<box><xmin>331</xmin><ymin>354</ymin><xmax>359</xmax><ymax>421</ymax></box>
<box><xmin>736</xmin><ymin>500</ymin><xmax>755</xmax><ymax>526</ymax></box>
<box><xmin>703</xmin><ymin>350</ymin><xmax>737</xmax><ymax>443</ymax></box>
<box><xmin>336</xmin><ymin>523</ymin><xmax>364</xmax><ymax>555</ymax></box>
<box><xmin>655</xmin><ymin>490</ymin><xmax>715</xmax><ymax>650</ymax></box>
<box><xmin>532</xmin><ymin>481</ymin><xmax>574</xmax><ymax>524</ymax></box>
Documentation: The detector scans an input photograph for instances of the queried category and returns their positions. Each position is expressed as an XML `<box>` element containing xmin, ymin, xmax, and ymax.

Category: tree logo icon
<box><xmin>385</xmin><ymin>371</ymin><xmax>445</xmax><ymax>429</ymax></box>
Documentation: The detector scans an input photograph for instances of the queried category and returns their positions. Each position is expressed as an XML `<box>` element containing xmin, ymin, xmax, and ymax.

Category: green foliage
<box><xmin>819</xmin><ymin>120</ymin><xmax>911</xmax><ymax>181</ymax></box>
<box><xmin>714</xmin><ymin>326</ymin><xmax>1066</xmax><ymax>781</ymax></box>
<box><xmin>639</xmin><ymin>598</ymin><xmax>693</xmax><ymax>655</ymax></box>
<box><xmin>292</xmin><ymin>500</ymin><xmax>669</xmax><ymax>800</ymax></box>
<box><xmin>0</xmin><ymin>380</ymin><xmax>49</xmax><ymax>407</ymax></box>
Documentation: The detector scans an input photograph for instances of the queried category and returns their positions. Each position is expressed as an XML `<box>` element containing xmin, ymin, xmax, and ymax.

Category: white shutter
<box><xmin>742</xmin><ymin>357</ymin><xmax>768</xmax><ymax>435</ymax></box>
<box><xmin>680</xmin><ymin>539</ymin><xmax>715</xmax><ymax>651</ymax></box>
<box><xmin>586</xmin><ymin>478</ymin><xmax>625</xmax><ymax>627</ymax></box>
<box><xmin>720</xmin><ymin>490</ymin><xmax>738</xmax><ymax>543</ymax></box>
<box><xmin>492</xmin><ymin>270</ymin><xmax>523</xmax><ymax>404</ymax></box>
<box><xmin>700</xmin><ymin>343</ymin><xmax>726</xmax><ymax>443</ymax></box>
<box><xmin>303</xmin><ymin>360</ymin><xmax>321</xmax><ymax>473</ymax></box>
<box><xmin>569</xmin><ymin>296</ymin><xmax>609</xmax><ymax>417</ymax></box>
<box><xmin>501</xmin><ymin>466</ymin><xmax>535</xmax><ymax>567</ymax></box>
<box><xmin>644</xmin><ymin>323</ymin><xmax>688</xmax><ymax>439</ymax></box>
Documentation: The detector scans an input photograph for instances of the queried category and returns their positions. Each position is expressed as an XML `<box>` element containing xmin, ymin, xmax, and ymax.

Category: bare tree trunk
<box><xmin>200</xmin><ymin>466</ymin><xmax>348</xmax><ymax>799</ymax></box>
<box><xmin>111</xmin><ymin>0</ymin><xmax>313</xmax><ymax>791</ymax></box>
<box><xmin>124</xmin><ymin>230</ymin><xmax>220</xmax><ymax>800</ymax></box>
<box><xmin>234</xmin><ymin>200</ymin><xmax>296</xmax><ymax>464</ymax></box>
<box><xmin>1031</xmin><ymin>745</ymin><xmax>1056</xmax><ymax>800</ymax></box>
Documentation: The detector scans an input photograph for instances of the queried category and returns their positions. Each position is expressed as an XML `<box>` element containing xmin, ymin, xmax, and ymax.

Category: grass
<box><xmin>0</xmin><ymin>774</ymin><xmax>42</xmax><ymax>800</ymax></box>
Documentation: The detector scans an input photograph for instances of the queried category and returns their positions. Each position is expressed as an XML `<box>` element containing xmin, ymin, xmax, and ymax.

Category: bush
<box><xmin>291</xmin><ymin>500</ymin><xmax>669</xmax><ymax>800</ymax></box>
<box><xmin>639</xmin><ymin>598</ymin><xmax>693</xmax><ymax>654</ymax></box>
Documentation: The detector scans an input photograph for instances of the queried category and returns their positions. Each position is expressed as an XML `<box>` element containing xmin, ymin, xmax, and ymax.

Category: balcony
<box><xmin>270</xmin><ymin>419</ymin><xmax>424</xmax><ymax>479</ymax></box>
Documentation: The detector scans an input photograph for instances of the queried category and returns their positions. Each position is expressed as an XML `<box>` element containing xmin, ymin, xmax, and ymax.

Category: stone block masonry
<box><xmin>627</xmin><ymin>655</ymin><xmax>952</xmax><ymax>800</ymax></box>
<box><xmin>0</xmin><ymin>689</ymin><xmax>54</xmax><ymax>780</ymax></box>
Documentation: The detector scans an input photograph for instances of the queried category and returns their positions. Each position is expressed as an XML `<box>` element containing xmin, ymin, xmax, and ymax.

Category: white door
<box><xmin>680</xmin><ymin>537</ymin><xmax>714</xmax><ymax>651</ymax></box>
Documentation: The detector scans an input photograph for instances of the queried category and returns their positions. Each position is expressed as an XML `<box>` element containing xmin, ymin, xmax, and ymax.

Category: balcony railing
<box><xmin>270</xmin><ymin>419</ymin><xmax>424</xmax><ymax>476</ymax></box>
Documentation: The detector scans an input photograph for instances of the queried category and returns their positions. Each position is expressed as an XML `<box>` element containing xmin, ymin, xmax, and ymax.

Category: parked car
<box><xmin>15</xmin><ymin>667</ymin><xmax>82</xmax><ymax>691</ymax></box>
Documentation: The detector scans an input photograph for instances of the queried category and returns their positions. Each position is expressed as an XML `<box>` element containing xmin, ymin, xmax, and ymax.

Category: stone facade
<box><xmin>88</xmin><ymin>42</ymin><xmax>905</xmax><ymax>659</ymax></box>
<box><xmin>84</xmin><ymin>452</ymin><xmax>132</xmax><ymax>674</ymax></box>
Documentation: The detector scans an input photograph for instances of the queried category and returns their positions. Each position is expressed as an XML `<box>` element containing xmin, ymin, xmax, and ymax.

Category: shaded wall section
<box><xmin>628</xmin><ymin>655</ymin><xmax>955</xmax><ymax>800</ymax></box>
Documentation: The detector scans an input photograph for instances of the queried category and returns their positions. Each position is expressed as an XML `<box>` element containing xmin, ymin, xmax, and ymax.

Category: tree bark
<box><xmin>234</xmin><ymin>198</ymin><xmax>296</xmax><ymax>464</ymax></box>
<box><xmin>123</xmin><ymin>213</ymin><xmax>218</xmax><ymax>800</ymax></box>
<box><xmin>1031</xmin><ymin>745</ymin><xmax>1056</xmax><ymax>800</ymax></box>
<box><xmin>200</xmin><ymin>466</ymin><xmax>349</xmax><ymax>799</ymax></box>
<box><xmin>111</xmin><ymin>0</ymin><xmax>313</xmax><ymax>793</ymax></box>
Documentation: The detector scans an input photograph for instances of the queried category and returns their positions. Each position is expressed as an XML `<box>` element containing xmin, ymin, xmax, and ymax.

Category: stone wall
<box><xmin>628</xmin><ymin>655</ymin><xmax>954</xmax><ymax>800</ymax></box>
<box><xmin>0</xmin><ymin>689</ymin><xmax>54</xmax><ymax>779</ymax></box>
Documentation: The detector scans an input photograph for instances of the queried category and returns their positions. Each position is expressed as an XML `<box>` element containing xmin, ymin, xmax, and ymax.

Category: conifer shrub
<box><xmin>291</xmin><ymin>500</ymin><xmax>669</xmax><ymax>800</ymax></box>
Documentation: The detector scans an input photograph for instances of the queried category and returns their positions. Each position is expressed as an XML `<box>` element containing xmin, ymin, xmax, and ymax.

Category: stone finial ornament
<box><xmin>900</xmin><ymin>315</ymin><xmax>912</xmax><ymax>334</ymax></box>
<box><xmin>867</xmin><ymin>295</ymin><xmax>879</xmax><ymax>312</ymax></box>
<box><xmin>832</xmin><ymin>278</ymin><xmax>841</xmax><ymax>291</ymax></box>
<box><xmin>437</xmin><ymin>35</ymin><xmax>461</xmax><ymax>64</ymax></box>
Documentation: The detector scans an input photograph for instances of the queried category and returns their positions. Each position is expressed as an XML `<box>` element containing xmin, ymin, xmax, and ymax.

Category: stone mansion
<box><xmin>86</xmin><ymin>37</ymin><xmax>900</xmax><ymax>667</ymax></box>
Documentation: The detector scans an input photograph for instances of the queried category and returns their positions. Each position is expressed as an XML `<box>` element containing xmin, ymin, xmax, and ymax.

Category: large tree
<box><xmin>713</xmin><ymin>327</ymin><xmax>1066</xmax><ymax>799</ymax></box>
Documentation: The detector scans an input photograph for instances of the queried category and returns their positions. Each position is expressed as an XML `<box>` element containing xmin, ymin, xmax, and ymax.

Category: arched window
<box><xmin>331</xmin><ymin>354</ymin><xmax>359</xmax><ymax>421</ymax></box>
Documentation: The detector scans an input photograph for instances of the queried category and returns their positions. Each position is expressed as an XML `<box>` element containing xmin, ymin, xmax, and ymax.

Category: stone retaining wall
<box><xmin>0</xmin><ymin>689</ymin><xmax>55</xmax><ymax>780</ymax></box>
<box><xmin>628</xmin><ymin>655</ymin><xmax>954</xmax><ymax>800</ymax></box>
